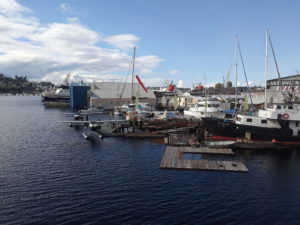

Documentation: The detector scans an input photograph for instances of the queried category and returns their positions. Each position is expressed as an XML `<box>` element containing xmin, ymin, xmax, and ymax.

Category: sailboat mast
<box><xmin>131</xmin><ymin>46</ymin><xmax>136</xmax><ymax>100</ymax></box>
<box><xmin>264</xmin><ymin>30</ymin><xmax>269</xmax><ymax>109</ymax></box>
<box><xmin>234</xmin><ymin>35</ymin><xmax>238</xmax><ymax>110</ymax></box>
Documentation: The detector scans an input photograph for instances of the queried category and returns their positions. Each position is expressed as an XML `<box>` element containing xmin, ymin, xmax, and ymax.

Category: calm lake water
<box><xmin>0</xmin><ymin>96</ymin><xmax>300</xmax><ymax>225</ymax></box>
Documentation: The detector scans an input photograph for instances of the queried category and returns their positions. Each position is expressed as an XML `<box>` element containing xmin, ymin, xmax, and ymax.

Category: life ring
<box><xmin>282</xmin><ymin>113</ymin><xmax>289</xmax><ymax>120</ymax></box>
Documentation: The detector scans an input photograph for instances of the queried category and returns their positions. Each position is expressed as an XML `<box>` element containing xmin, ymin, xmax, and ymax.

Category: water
<box><xmin>0</xmin><ymin>96</ymin><xmax>300</xmax><ymax>225</ymax></box>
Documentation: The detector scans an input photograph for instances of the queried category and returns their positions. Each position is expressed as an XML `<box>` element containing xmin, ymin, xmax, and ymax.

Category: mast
<box><xmin>131</xmin><ymin>46</ymin><xmax>136</xmax><ymax>100</ymax></box>
<box><xmin>234</xmin><ymin>35</ymin><xmax>238</xmax><ymax>110</ymax></box>
<box><xmin>264</xmin><ymin>30</ymin><xmax>269</xmax><ymax>109</ymax></box>
<box><xmin>204</xmin><ymin>73</ymin><xmax>207</xmax><ymax>114</ymax></box>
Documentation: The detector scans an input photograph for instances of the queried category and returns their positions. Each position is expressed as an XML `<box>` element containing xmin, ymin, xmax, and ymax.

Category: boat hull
<box><xmin>202</xmin><ymin>117</ymin><xmax>300</xmax><ymax>147</ymax></box>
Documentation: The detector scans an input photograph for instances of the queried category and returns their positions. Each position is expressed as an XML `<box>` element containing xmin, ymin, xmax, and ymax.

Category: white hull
<box><xmin>184</xmin><ymin>110</ymin><xmax>224</xmax><ymax>119</ymax></box>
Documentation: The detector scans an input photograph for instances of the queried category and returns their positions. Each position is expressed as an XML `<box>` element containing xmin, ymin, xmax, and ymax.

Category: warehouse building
<box><xmin>267</xmin><ymin>74</ymin><xmax>300</xmax><ymax>103</ymax></box>
<box><xmin>89</xmin><ymin>82</ymin><xmax>156</xmax><ymax>108</ymax></box>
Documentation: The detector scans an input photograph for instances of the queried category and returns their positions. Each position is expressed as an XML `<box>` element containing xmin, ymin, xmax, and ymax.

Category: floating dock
<box><xmin>160</xmin><ymin>146</ymin><xmax>248</xmax><ymax>172</ymax></box>
<box><xmin>125</xmin><ymin>132</ymin><xmax>166</xmax><ymax>139</ymax></box>
<box><xmin>167</xmin><ymin>134</ymin><xmax>200</xmax><ymax>146</ymax></box>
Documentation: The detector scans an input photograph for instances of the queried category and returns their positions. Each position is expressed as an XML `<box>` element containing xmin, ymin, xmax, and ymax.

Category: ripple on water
<box><xmin>0</xmin><ymin>96</ymin><xmax>300</xmax><ymax>225</ymax></box>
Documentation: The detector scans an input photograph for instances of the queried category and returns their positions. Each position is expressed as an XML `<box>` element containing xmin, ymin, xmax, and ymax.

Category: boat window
<box><xmin>277</xmin><ymin>105</ymin><xmax>281</xmax><ymax>109</ymax></box>
<box><xmin>237</xmin><ymin>117</ymin><xmax>242</xmax><ymax>122</ymax></box>
<box><xmin>261</xmin><ymin>120</ymin><xmax>267</xmax><ymax>124</ymax></box>
<box><xmin>246</xmin><ymin>118</ymin><xmax>252</xmax><ymax>122</ymax></box>
<box><xmin>288</xmin><ymin>105</ymin><xmax>293</xmax><ymax>109</ymax></box>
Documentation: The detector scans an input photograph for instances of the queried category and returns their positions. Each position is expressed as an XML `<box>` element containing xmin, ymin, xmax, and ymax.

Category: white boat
<box><xmin>41</xmin><ymin>74</ymin><xmax>70</xmax><ymax>106</ymax></box>
<box><xmin>79</xmin><ymin>106</ymin><xmax>107</xmax><ymax>114</ymax></box>
<box><xmin>116</xmin><ymin>102</ymin><xmax>155</xmax><ymax>118</ymax></box>
<box><xmin>41</xmin><ymin>85</ymin><xmax>70</xmax><ymax>106</ymax></box>
<box><xmin>184</xmin><ymin>99</ymin><xmax>230</xmax><ymax>119</ymax></box>
<box><xmin>205</xmin><ymin>141</ymin><xmax>236</xmax><ymax>148</ymax></box>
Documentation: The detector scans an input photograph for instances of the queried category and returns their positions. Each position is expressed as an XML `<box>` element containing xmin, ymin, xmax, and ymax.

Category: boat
<box><xmin>205</xmin><ymin>141</ymin><xmax>236</xmax><ymax>148</ymax></box>
<box><xmin>184</xmin><ymin>98</ymin><xmax>231</xmax><ymax>119</ymax></box>
<box><xmin>202</xmin><ymin>103</ymin><xmax>300</xmax><ymax>148</ymax></box>
<box><xmin>65</xmin><ymin>118</ymin><xmax>129</xmax><ymax>137</ymax></box>
<box><xmin>41</xmin><ymin>74</ymin><xmax>70</xmax><ymax>106</ymax></box>
<box><xmin>79</xmin><ymin>106</ymin><xmax>107</xmax><ymax>115</ymax></box>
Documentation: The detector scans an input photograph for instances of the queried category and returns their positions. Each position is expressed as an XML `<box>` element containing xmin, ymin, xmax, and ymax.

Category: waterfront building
<box><xmin>89</xmin><ymin>82</ymin><xmax>156</xmax><ymax>109</ymax></box>
<box><xmin>267</xmin><ymin>74</ymin><xmax>300</xmax><ymax>103</ymax></box>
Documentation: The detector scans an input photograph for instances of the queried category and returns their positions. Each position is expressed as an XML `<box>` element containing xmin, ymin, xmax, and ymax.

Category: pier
<box><xmin>160</xmin><ymin>146</ymin><xmax>248</xmax><ymax>172</ymax></box>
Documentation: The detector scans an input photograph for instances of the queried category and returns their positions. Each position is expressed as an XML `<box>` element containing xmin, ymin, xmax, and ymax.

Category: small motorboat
<box><xmin>205</xmin><ymin>141</ymin><xmax>236</xmax><ymax>148</ymax></box>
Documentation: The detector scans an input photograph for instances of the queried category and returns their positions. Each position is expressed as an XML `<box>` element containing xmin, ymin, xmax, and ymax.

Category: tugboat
<box><xmin>202</xmin><ymin>103</ymin><xmax>300</xmax><ymax>148</ymax></box>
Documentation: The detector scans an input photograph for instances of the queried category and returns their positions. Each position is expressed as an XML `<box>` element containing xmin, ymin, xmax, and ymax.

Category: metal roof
<box><xmin>90</xmin><ymin>82</ymin><xmax>155</xmax><ymax>99</ymax></box>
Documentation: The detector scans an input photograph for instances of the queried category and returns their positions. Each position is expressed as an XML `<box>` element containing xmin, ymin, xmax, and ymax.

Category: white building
<box><xmin>90</xmin><ymin>82</ymin><xmax>156</xmax><ymax>108</ymax></box>
<box><xmin>267</xmin><ymin>74</ymin><xmax>300</xmax><ymax>103</ymax></box>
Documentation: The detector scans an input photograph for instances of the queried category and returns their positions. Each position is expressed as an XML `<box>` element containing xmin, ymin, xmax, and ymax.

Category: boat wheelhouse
<box><xmin>184</xmin><ymin>98</ymin><xmax>230</xmax><ymax>119</ymax></box>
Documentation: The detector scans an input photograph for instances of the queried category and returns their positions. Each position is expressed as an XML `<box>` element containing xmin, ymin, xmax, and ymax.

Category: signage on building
<box><xmin>267</xmin><ymin>80</ymin><xmax>300</xmax><ymax>87</ymax></box>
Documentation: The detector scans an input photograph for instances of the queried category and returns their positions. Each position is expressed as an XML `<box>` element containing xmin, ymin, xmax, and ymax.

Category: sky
<box><xmin>1</xmin><ymin>0</ymin><xmax>300</xmax><ymax>87</ymax></box>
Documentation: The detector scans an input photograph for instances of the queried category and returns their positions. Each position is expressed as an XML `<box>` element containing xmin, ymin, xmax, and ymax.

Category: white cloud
<box><xmin>59</xmin><ymin>3</ymin><xmax>71</xmax><ymax>13</ymax></box>
<box><xmin>0</xmin><ymin>0</ymin><xmax>162</xmax><ymax>83</ymax></box>
<box><xmin>206</xmin><ymin>82</ymin><xmax>216</xmax><ymax>88</ymax></box>
<box><xmin>177</xmin><ymin>80</ymin><xmax>184</xmax><ymax>88</ymax></box>
<box><xmin>67</xmin><ymin>17</ymin><xmax>80</xmax><ymax>23</ymax></box>
<box><xmin>169</xmin><ymin>69</ymin><xmax>180</xmax><ymax>75</ymax></box>
<box><xmin>104</xmin><ymin>34</ymin><xmax>140</xmax><ymax>50</ymax></box>
<box><xmin>0</xmin><ymin>0</ymin><xmax>31</xmax><ymax>16</ymax></box>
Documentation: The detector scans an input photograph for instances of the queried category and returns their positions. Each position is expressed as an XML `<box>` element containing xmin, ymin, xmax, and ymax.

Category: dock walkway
<box><xmin>160</xmin><ymin>146</ymin><xmax>248</xmax><ymax>172</ymax></box>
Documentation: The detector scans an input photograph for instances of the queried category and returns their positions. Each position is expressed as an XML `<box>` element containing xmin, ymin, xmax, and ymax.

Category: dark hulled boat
<box><xmin>202</xmin><ymin>103</ymin><xmax>300</xmax><ymax>148</ymax></box>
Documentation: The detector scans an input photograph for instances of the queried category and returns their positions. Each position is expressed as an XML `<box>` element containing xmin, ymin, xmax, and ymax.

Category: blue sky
<box><xmin>1</xmin><ymin>0</ymin><xmax>300</xmax><ymax>87</ymax></box>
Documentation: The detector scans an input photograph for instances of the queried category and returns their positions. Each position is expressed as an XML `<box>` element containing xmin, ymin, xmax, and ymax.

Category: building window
<box><xmin>246</xmin><ymin>118</ymin><xmax>252</xmax><ymax>122</ymax></box>
<box><xmin>261</xmin><ymin>120</ymin><xmax>267</xmax><ymax>124</ymax></box>
<box><xmin>288</xmin><ymin>105</ymin><xmax>293</xmax><ymax>109</ymax></box>
<box><xmin>277</xmin><ymin>105</ymin><xmax>281</xmax><ymax>109</ymax></box>
<box><xmin>296</xmin><ymin>122</ymin><xmax>299</xmax><ymax>127</ymax></box>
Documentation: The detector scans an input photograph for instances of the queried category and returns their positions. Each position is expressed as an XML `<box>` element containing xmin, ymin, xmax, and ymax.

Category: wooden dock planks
<box><xmin>178</xmin><ymin>146</ymin><xmax>235</xmax><ymax>155</ymax></box>
<box><xmin>160</xmin><ymin>146</ymin><xmax>248</xmax><ymax>172</ymax></box>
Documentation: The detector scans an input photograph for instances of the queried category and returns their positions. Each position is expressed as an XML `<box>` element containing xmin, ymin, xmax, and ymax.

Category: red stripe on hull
<box><xmin>207</xmin><ymin>136</ymin><xmax>237</xmax><ymax>141</ymax></box>
<box><xmin>208</xmin><ymin>136</ymin><xmax>300</xmax><ymax>148</ymax></box>
<box><xmin>272</xmin><ymin>141</ymin><xmax>300</xmax><ymax>148</ymax></box>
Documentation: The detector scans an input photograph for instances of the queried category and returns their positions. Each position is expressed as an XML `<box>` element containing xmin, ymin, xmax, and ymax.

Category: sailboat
<box><xmin>114</xmin><ymin>47</ymin><xmax>154</xmax><ymax>118</ymax></box>
<box><xmin>113</xmin><ymin>47</ymin><xmax>137</xmax><ymax>116</ymax></box>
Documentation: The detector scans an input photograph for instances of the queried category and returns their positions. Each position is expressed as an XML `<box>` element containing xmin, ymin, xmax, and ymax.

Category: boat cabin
<box><xmin>258</xmin><ymin>103</ymin><xmax>300</xmax><ymax>121</ymax></box>
<box><xmin>235</xmin><ymin>115</ymin><xmax>281</xmax><ymax>128</ymax></box>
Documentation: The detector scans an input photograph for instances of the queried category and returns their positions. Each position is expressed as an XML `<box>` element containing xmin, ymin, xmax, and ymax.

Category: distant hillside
<box><xmin>0</xmin><ymin>73</ymin><xmax>54</xmax><ymax>94</ymax></box>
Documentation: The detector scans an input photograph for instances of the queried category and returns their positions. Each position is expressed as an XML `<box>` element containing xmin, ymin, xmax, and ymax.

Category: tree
<box><xmin>226</xmin><ymin>81</ymin><xmax>233</xmax><ymax>88</ymax></box>
<box><xmin>215</xmin><ymin>83</ymin><xmax>223</xmax><ymax>89</ymax></box>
